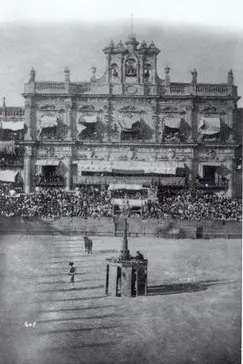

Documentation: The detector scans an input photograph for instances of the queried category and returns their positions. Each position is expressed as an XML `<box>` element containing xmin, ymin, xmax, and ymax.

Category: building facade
<box><xmin>19</xmin><ymin>35</ymin><xmax>241</xmax><ymax>196</ymax></box>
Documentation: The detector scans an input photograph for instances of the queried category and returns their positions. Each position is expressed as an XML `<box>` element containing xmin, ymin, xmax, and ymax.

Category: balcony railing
<box><xmin>24</xmin><ymin>81</ymin><xmax>238</xmax><ymax>97</ymax></box>
<box><xmin>168</xmin><ymin>83</ymin><xmax>237</xmax><ymax>97</ymax></box>
<box><xmin>24</xmin><ymin>81</ymin><xmax>91</xmax><ymax>95</ymax></box>
<box><xmin>196</xmin><ymin>179</ymin><xmax>228</xmax><ymax>189</ymax></box>
<box><xmin>73</xmin><ymin>175</ymin><xmax>152</xmax><ymax>186</ymax></box>
<box><xmin>34</xmin><ymin>176</ymin><xmax>66</xmax><ymax>187</ymax></box>
<box><xmin>0</xmin><ymin>160</ymin><xmax>23</xmax><ymax>168</ymax></box>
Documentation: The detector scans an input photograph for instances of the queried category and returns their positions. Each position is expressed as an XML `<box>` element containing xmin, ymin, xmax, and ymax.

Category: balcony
<box><xmin>73</xmin><ymin>175</ymin><xmax>152</xmax><ymax>186</ymax></box>
<box><xmin>196</xmin><ymin>179</ymin><xmax>228</xmax><ymax>190</ymax></box>
<box><xmin>0</xmin><ymin>159</ymin><xmax>23</xmax><ymax>168</ymax></box>
<box><xmin>34</xmin><ymin>175</ymin><xmax>66</xmax><ymax>187</ymax></box>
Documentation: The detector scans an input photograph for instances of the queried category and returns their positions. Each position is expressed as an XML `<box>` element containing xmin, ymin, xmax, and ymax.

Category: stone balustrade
<box><xmin>24</xmin><ymin>81</ymin><xmax>237</xmax><ymax>97</ymax></box>
<box><xmin>168</xmin><ymin>83</ymin><xmax>237</xmax><ymax>97</ymax></box>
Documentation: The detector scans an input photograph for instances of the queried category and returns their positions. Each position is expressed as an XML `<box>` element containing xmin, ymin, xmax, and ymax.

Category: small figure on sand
<box><xmin>68</xmin><ymin>262</ymin><xmax>76</xmax><ymax>289</ymax></box>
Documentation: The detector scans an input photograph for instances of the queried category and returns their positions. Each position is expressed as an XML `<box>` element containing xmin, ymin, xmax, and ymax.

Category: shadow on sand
<box><xmin>37</xmin><ymin>325</ymin><xmax>117</xmax><ymax>335</ymax></box>
<box><xmin>148</xmin><ymin>279</ymin><xmax>236</xmax><ymax>296</ymax></box>
<box><xmin>38</xmin><ymin>313</ymin><xmax>117</xmax><ymax>323</ymax></box>
<box><xmin>36</xmin><ymin>304</ymin><xmax>114</xmax><ymax>314</ymax></box>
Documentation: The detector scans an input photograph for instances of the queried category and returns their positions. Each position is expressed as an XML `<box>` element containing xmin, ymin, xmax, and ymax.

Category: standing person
<box><xmin>68</xmin><ymin>262</ymin><xmax>76</xmax><ymax>289</ymax></box>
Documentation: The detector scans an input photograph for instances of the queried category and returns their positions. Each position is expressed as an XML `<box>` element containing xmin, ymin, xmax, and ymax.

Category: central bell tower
<box><xmin>103</xmin><ymin>35</ymin><xmax>160</xmax><ymax>96</ymax></box>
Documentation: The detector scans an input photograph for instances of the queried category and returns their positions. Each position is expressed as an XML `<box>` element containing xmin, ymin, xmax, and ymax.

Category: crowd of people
<box><xmin>0</xmin><ymin>185</ymin><xmax>241</xmax><ymax>221</ymax></box>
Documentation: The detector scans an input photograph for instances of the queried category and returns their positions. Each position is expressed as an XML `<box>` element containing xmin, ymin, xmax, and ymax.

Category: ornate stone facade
<box><xmin>20</xmin><ymin>34</ymin><xmax>241</xmax><ymax>196</ymax></box>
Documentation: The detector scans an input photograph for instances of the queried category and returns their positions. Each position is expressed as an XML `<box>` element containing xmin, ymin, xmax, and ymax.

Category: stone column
<box><xmin>185</xmin><ymin>104</ymin><xmax>194</xmax><ymax>142</ymax></box>
<box><xmin>225</xmin><ymin>161</ymin><xmax>233</xmax><ymax>197</ymax></box>
<box><xmin>24</xmin><ymin>98</ymin><xmax>34</xmax><ymax>140</ymax></box>
<box><xmin>64</xmin><ymin>100</ymin><xmax>72</xmax><ymax>140</ymax></box>
<box><xmin>24</xmin><ymin>146</ymin><xmax>32</xmax><ymax>194</ymax></box>
<box><xmin>191</xmin><ymin>148</ymin><xmax>199</xmax><ymax>194</ymax></box>
<box><xmin>226</xmin><ymin>104</ymin><xmax>234</xmax><ymax>142</ymax></box>
<box><xmin>65</xmin><ymin>157</ymin><xmax>72</xmax><ymax>191</ymax></box>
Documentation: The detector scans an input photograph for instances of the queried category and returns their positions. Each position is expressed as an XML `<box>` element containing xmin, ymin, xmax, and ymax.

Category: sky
<box><xmin>0</xmin><ymin>0</ymin><xmax>242</xmax><ymax>106</ymax></box>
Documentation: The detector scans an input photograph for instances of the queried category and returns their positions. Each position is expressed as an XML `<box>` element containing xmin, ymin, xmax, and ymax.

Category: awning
<box><xmin>82</xmin><ymin>115</ymin><xmax>97</xmax><ymax>124</ymax></box>
<box><xmin>159</xmin><ymin>177</ymin><xmax>185</xmax><ymax>186</ymax></box>
<box><xmin>108</xmin><ymin>184</ymin><xmax>145</xmax><ymax>191</ymax></box>
<box><xmin>112</xmin><ymin>198</ymin><xmax>145</xmax><ymax>207</ymax></box>
<box><xmin>144</xmin><ymin>166</ymin><xmax>177</xmax><ymax>174</ymax></box>
<box><xmin>164</xmin><ymin>117</ymin><xmax>182</xmax><ymax>129</ymax></box>
<box><xmin>1</xmin><ymin>121</ymin><xmax>24</xmax><ymax>131</ymax></box>
<box><xmin>118</xmin><ymin>117</ymin><xmax>136</xmax><ymax>130</ymax></box>
<box><xmin>76</xmin><ymin>162</ymin><xmax>112</xmax><ymax>172</ymax></box>
<box><xmin>35</xmin><ymin>159</ymin><xmax>60</xmax><ymax>166</ymax></box>
<box><xmin>112</xmin><ymin>169</ymin><xmax>145</xmax><ymax>175</ymax></box>
<box><xmin>199</xmin><ymin>117</ymin><xmax>220</xmax><ymax>135</ymax></box>
<box><xmin>77</xmin><ymin>124</ymin><xmax>87</xmax><ymax>134</ymax></box>
<box><xmin>0</xmin><ymin>170</ymin><xmax>19</xmax><ymax>183</ymax></box>
<box><xmin>39</xmin><ymin>115</ymin><xmax>58</xmax><ymax>128</ymax></box>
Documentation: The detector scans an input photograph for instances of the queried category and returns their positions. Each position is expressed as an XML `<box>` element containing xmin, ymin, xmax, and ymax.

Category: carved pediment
<box><xmin>201</xmin><ymin>106</ymin><xmax>217</xmax><ymax>114</ymax></box>
<box><xmin>119</xmin><ymin>106</ymin><xmax>144</xmax><ymax>114</ymax></box>
<box><xmin>161</xmin><ymin>106</ymin><xmax>179</xmax><ymax>113</ymax></box>
<box><xmin>79</xmin><ymin>105</ymin><xmax>95</xmax><ymax>112</ymax></box>
<box><xmin>39</xmin><ymin>104</ymin><xmax>56</xmax><ymax>110</ymax></box>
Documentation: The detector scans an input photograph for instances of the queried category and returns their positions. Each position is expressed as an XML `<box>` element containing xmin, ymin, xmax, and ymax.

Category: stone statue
<box><xmin>64</xmin><ymin>66</ymin><xmax>70</xmax><ymax>82</ymax></box>
<box><xmin>91</xmin><ymin>66</ymin><xmax>96</xmax><ymax>81</ymax></box>
<box><xmin>191</xmin><ymin>69</ymin><xmax>197</xmax><ymax>84</ymax></box>
<box><xmin>164</xmin><ymin>66</ymin><xmax>170</xmax><ymax>87</ymax></box>
<box><xmin>126</xmin><ymin>59</ymin><xmax>137</xmax><ymax>77</ymax></box>
<box><xmin>144</xmin><ymin>64</ymin><xmax>151</xmax><ymax>78</ymax></box>
<box><xmin>227</xmin><ymin>69</ymin><xmax>234</xmax><ymax>85</ymax></box>
<box><xmin>29</xmin><ymin>68</ymin><xmax>36</xmax><ymax>83</ymax></box>
<box><xmin>111</xmin><ymin>64</ymin><xmax>118</xmax><ymax>77</ymax></box>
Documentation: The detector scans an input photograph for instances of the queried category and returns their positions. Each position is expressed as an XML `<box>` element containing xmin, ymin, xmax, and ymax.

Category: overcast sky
<box><xmin>0</xmin><ymin>0</ymin><xmax>242</xmax><ymax>106</ymax></box>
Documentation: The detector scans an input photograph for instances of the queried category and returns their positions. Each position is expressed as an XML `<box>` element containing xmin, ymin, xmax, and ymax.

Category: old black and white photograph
<box><xmin>0</xmin><ymin>1</ymin><xmax>242</xmax><ymax>363</ymax></box>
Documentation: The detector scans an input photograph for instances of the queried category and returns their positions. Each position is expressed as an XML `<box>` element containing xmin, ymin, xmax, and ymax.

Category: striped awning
<box><xmin>199</xmin><ymin>117</ymin><xmax>220</xmax><ymax>135</ymax></box>
<box><xmin>164</xmin><ymin>117</ymin><xmax>182</xmax><ymax>129</ymax></box>
<box><xmin>108</xmin><ymin>184</ymin><xmax>145</xmax><ymax>191</ymax></box>
<box><xmin>144</xmin><ymin>166</ymin><xmax>177</xmax><ymax>174</ymax></box>
<box><xmin>118</xmin><ymin>117</ymin><xmax>136</xmax><ymax>130</ymax></box>
<box><xmin>112</xmin><ymin>169</ymin><xmax>145</xmax><ymax>175</ymax></box>
<box><xmin>1</xmin><ymin>121</ymin><xmax>24</xmax><ymax>131</ymax></box>
<box><xmin>39</xmin><ymin>115</ymin><xmax>58</xmax><ymax>128</ymax></box>
<box><xmin>35</xmin><ymin>159</ymin><xmax>60</xmax><ymax>166</ymax></box>
<box><xmin>0</xmin><ymin>170</ymin><xmax>19</xmax><ymax>183</ymax></box>
<box><xmin>81</xmin><ymin>115</ymin><xmax>97</xmax><ymax>124</ymax></box>
<box><xmin>159</xmin><ymin>177</ymin><xmax>185</xmax><ymax>186</ymax></box>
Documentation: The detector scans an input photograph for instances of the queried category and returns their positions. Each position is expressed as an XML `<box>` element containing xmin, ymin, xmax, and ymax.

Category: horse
<box><xmin>84</xmin><ymin>236</ymin><xmax>93</xmax><ymax>254</ymax></box>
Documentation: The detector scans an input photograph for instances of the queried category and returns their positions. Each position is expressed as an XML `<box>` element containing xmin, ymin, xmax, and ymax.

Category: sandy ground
<box><xmin>0</xmin><ymin>235</ymin><xmax>241</xmax><ymax>364</ymax></box>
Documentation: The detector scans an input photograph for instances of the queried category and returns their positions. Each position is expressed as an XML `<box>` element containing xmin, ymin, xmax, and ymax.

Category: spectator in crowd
<box><xmin>0</xmin><ymin>185</ymin><xmax>241</xmax><ymax>221</ymax></box>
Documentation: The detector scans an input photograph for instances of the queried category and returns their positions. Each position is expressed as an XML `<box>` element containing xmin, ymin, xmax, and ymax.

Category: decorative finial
<box><xmin>91</xmin><ymin>66</ymin><xmax>97</xmax><ymax>81</ymax></box>
<box><xmin>64</xmin><ymin>66</ymin><xmax>70</xmax><ymax>82</ymax></box>
<box><xmin>164</xmin><ymin>66</ymin><xmax>170</xmax><ymax>87</ymax></box>
<box><xmin>131</xmin><ymin>13</ymin><xmax>134</xmax><ymax>37</ymax></box>
<box><xmin>228</xmin><ymin>69</ymin><xmax>234</xmax><ymax>85</ymax></box>
<box><xmin>191</xmin><ymin>68</ymin><xmax>197</xmax><ymax>84</ymax></box>
<box><xmin>29</xmin><ymin>67</ymin><xmax>36</xmax><ymax>83</ymax></box>
<box><xmin>149</xmin><ymin>41</ymin><xmax>155</xmax><ymax>48</ymax></box>
<box><xmin>2</xmin><ymin>96</ymin><xmax>6</xmax><ymax>109</ymax></box>
<box><xmin>109</xmin><ymin>39</ymin><xmax>114</xmax><ymax>48</ymax></box>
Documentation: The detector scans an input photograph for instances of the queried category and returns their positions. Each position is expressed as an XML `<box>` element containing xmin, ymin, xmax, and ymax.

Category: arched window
<box><xmin>111</xmin><ymin>63</ymin><xmax>118</xmax><ymax>77</ymax></box>
<box><xmin>144</xmin><ymin>63</ymin><xmax>151</xmax><ymax>78</ymax></box>
<box><xmin>125</xmin><ymin>58</ymin><xmax>137</xmax><ymax>77</ymax></box>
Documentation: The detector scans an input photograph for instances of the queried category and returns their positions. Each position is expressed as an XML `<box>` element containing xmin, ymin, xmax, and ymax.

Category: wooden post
<box><xmin>136</xmin><ymin>266</ymin><xmax>139</xmax><ymax>297</ymax></box>
<box><xmin>145</xmin><ymin>263</ymin><xmax>148</xmax><ymax>296</ymax></box>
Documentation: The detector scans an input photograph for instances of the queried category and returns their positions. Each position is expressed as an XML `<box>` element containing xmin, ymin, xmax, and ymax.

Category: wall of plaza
<box><xmin>20</xmin><ymin>91</ymin><xmax>240</xmax><ymax>197</ymax></box>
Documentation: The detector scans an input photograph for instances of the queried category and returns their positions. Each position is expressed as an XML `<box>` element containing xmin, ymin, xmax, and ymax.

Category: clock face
<box><xmin>126</xmin><ymin>85</ymin><xmax>138</xmax><ymax>95</ymax></box>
